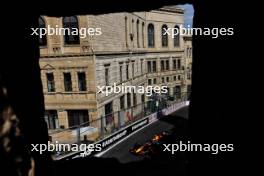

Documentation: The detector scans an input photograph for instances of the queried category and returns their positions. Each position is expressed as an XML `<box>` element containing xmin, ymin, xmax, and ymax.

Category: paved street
<box><xmin>55</xmin><ymin>107</ymin><xmax>189</xmax><ymax>176</ymax></box>
<box><xmin>101</xmin><ymin>106</ymin><xmax>189</xmax><ymax>163</ymax></box>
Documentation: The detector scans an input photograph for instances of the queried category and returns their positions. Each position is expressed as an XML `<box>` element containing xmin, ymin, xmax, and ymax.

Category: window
<box><xmin>164</xmin><ymin>87</ymin><xmax>170</xmax><ymax>96</ymax></box>
<box><xmin>133</xmin><ymin>93</ymin><xmax>137</xmax><ymax>106</ymax></box>
<box><xmin>189</xmin><ymin>48</ymin><xmax>192</xmax><ymax>58</ymax></box>
<box><xmin>187</xmin><ymin>72</ymin><xmax>191</xmax><ymax>80</ymax></box>
<box><xmin>177</xmin><ymin>59</ymin><xmax>181</xmax><ymax>69</ymax></box>
<box><xmin>153</xmin><ymin>78</ymin><xmax>157</xmax><ymax>84</ymax></box>
<box><xmin>105</xmin><ymin>102</ymin><xmax>113</xmax><ymax>125</ymax></box>
<box><xmin>132</xmin><ymin>62</ymin><xmax>134</xmax><ymax>78</ymax></box>
<box><xmin>63</xmin><ymin>16</ymin><xmax>80</xmax><ymax>45</ymax></box>
<box><xmin>162</xmin><ymin>77</ymin><xmax>165</xmax><ymax>83</ymax></box>
<box><xmin>148</xmin><ymin>24</ymin><xmax>155</xmax><ymax>47</ymax></box>
<box><xmin>174</xmin><ymin>86</ymin><xmax>181</xmax><ymax>99</ymax></box>
<box><xmin>187</xmin><ymin>47</ymin><xmax>190</xmax><ymax>58</ymax></box>
<box><xmin>153</xmin><ymin>61</ymin><xmax>157</xmax><ymax>72</ymax></box>
<box><xmin>173</xmin><ymin>59</ymin><xmax>177</xmax><ymax>70</ymax></box>
<box><xmin>120</xmin><ymin>65</ymin><xmax>123</xmax><ymax>82</ymax></box>
<box><xmin>137</xmin><ymin>20</ymin><xmax>140</xmax><ymax>48</ymax></box>
<box><xmin>67</xmin><ymin>110</ymin><xmax>89</xmax><ymax>127</ymax></box>
<box><xmin>126</xmin><ymin>64</ymin><xmax>129</xmax><ymax>80</ymax></box>
<box><xmin>166</xmin><ymin>77</ymin><xmax>170</xmax><ymax>82</ymax></box>
<box><xmin>161</xmin><ymin>60</ymin><xmax>165</xmax><ymax>71</ymax></box>
<box><xmin>161</xmin><ymin>24</ymin><xmax>168</xmax><ymax>47</ymax></box>
<box><xmin>166</xmin><ymin>60</ymin><xmax>170</xmax><ymax>70</ymax></box>
<box><xmin>44</xmin><ymin>110</ymin><xmax>59</xmax><ymax>130</ymax></box>
<box><xmin>174</xmin><ymin>76</ymin><xmax>177</xmax><ymax>81</ymax></box>
<box><xmin>105</xmin><ymin>67</ymin><xmax>110</xmax><ymax>86</ymax></box>
<box><xmin>131</xmin><ymin>19</ymin><xmax>134</xmax><ymax>41</ymax></box>
<box><xmin>63</xmin><ymin>73</ymin><xmax>72</xmax><ymax>92</ymax></box>
<box><xmin>147</xmin><ymin>61</ymin><xmax>152</xmax><ymax>73</ymax></box>
<box><xmin>120</xmin><ymin>95</ymin><xmax>125</xmax><ymax>110</ymax></box>
<box><xmin>141</xmin><ymin>60</ymin><xmax>143</xmax><ymax>74</ymax></box>
<box><xmin>142</xmin><ymin>22</ymin><xmax>145</xmax><ymax>47</ymax></box>
<box><xmin>178</xmin><ymin>75</ymin><xmax>181</xmax><ymax>80</ymax></box>
<box><xmin>141</xmin><ymin>94</ymin><xmax>145</xmax><ymax>103</ymax></box>
<box><xmin>127</xmin><ymin>93</ymin><xmax>131</xmax><ymax>108</ymax></box>
<box><xmin>148</xmin><ymin>79</ymin><xmax>152</xmax><ymax>85</ymax></box>
<box><xmin>174</xmin><ymin>25</ymin><xmax>180</xmax><ymax>47</ymax></box>
<box><xmin>137</xmin><ymin>61</ymin><xmax>139</xmax><ymax>74</ymax></box>
<box><xmin>46</xmin><ymin>73</ymin><xmax>55</xmax><ymax>92</ymax></box>
<box><xmin>125</xmin><ymin>17</ymin><xmax>128</xmax><ymax>47</ymax></box>
<box><xmin>39</xmin><ymin>17</ymin><xmax>47</xmax><ymax>46</ymax></box>
<box><xmin>78</xmin><ymin>72</ymin><xmax>87</xmax><ymax>91</ymax></box>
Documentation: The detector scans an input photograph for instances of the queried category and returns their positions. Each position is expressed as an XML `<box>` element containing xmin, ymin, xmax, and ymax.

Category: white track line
<box><xmin>94</xmin><ymin>118</ymin><xmax>157</xmax><ymax>157</ymax></box>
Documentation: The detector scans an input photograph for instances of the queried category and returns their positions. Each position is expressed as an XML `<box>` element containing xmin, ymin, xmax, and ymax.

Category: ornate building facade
<box><xmin>39</xmin><ymin>7</ymin><xmax>192</xmax><ymax>143</ymax></box>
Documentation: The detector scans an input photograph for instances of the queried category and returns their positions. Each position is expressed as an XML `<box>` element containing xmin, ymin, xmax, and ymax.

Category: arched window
<box><xmin>174</xmin><ymin>25</ymin><xmax>180</xmax><ymax>47</ymax></box>
<box><xmin>136</xmin><ymin>20</ymin><xmax>140</xmax><ymax>48</ymax></box>
<box><xmin>142</xmin><ymin>22</ymin><xmax>145</xmax><ymax>48</ymax></box>
<box><xmin>131</xmin><ymin>19</ymin><xmax>134</xmax><ymax>41</ymax></box>
<box><xmin>62</xmin><ymin>16</ymin><xmax>80</xmax><ymax>45</ymax></box>
<box><xmin>161</xmin><ymin>24</ymin><xmax>168</xmax><ymax>47</ymax></box>
<box><xmin>125</xmin><ymin>16</ymin><xmax>128</xmax><ymax>47</ymax></box>
<box><xmin>39</xmin><ymin>17</ymin><xmax>47</xmax><ymax>46</ymax></box>
<box><xmin>148</xmin><ymin>23</ymin><xmax>155</xmax><ymax>47</ymax></box>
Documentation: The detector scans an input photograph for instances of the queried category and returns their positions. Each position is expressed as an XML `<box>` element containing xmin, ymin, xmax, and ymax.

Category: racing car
<box><xmin>129</xmin><ymin>131</ymin><xmax>170</xmax><ymax>157</ymax></box>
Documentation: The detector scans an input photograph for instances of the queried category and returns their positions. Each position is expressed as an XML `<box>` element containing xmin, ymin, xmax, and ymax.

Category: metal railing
<box><xmin>47</xmin><ymin>91</ymin><xmax>191</xmax><ymax>156</ymax></box>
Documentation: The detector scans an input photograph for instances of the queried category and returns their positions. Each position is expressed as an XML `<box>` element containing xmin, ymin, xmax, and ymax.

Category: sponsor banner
<box><xmin>64</xmin><ymin>101</ymin><xmax>190</xmax><ymax>160</ymax></box>
<box><xmin>72</xmin><ymin>117</ymin><xmax>149</xmax><ymax>159</ymax></box>
<box><xmin>163</xmin><ymin>101</ymin><xmax>189</xmax><ymax>115</ymax></box>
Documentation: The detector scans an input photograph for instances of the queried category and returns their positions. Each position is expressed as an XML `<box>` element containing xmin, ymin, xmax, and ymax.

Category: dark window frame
<box><xmin>46</xmin><ymin>72</ymin><xmax>55</xmax><ymax>92</ymax></box>
<box><xmin>67</xmin><ymin>110</ymin><xmax>89</xmax><ymax>127</ymax></box>
<box><xmin>153</xmin><ymin>61</ymin><xmax>157</xmax><ymax>72</ymax></box>
<box><xmin>174</xmin><ymin>25</ymin><xmax>180</xmax><ymax>47</ymax></box>
<box><xmin>44</xmin><ymin>110</ymin><xmax>59</xmax><ymax>130</ymax></box>
<box><xmin>77</xmin><ymin>72</ymin><xmax>87</xmax><ymax>91</ymax></box>
<box><xmin>147</xmin><ymin>23</ymin><xmax>155</xmax><ymax>47</ymax></box>
<box><xmin>39</xmin><ymin>17</ymin><xmax>47</xmax><ymax>47</ymax></box>
<box><xmin>62</xmin><ymin>16</ymin><xmax>80</xmax><ymax>45</ymax></box>
<box><xmin>161</xmin><ymin>24</ymin><xmax>168</xmax><ymax>47</ymax></box>
<box><xmin>63</xmin><ymin>72</ymin><xmax>72</xmax><ymax>92</ymax></box>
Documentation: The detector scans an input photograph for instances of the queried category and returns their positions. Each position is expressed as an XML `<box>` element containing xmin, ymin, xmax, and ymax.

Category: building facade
<box><xmin>38</xmin><ymin>7</ymin><xmax>192</xmax><ymax>143</ymax></box>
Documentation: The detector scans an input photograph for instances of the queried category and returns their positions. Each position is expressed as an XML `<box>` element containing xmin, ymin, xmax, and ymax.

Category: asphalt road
<box><xmin>55</xmin><ymin>107</ymin><xmax>189</xmax><ymax>176</ymax></box>
<box><xmin>101</xmin><ymin>106</ymin><xmax>189</xmax><ymax>163</ymax></box>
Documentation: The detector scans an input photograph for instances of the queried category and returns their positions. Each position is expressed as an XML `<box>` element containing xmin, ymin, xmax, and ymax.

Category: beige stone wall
<box><xmin>95</xmin><ymin>54</ymin><xmax>147</xmax><ymax>118</ymax></box>
<box><xmin>40</xmin><ymin>56</ymin><xmax>97</xmax><ymax>129</ymax></box>
<box><xmin>146</xmin><ymin>9</ymin><xmax>184</xmax><ymax>51</ymax></box>
<box><xmin>38</xmin><ymin>7</ymin><xmax>191</xmax><ymax>138</ymax></box>
<box><xmin>183</xmin><ymin>35</ymin><xmax>192</xmax><ymax>86</ymax></box>
<box><xmin>145</xmin><ymin>53</ymin><xmax>185</xmax><ymax>98</ymax></box>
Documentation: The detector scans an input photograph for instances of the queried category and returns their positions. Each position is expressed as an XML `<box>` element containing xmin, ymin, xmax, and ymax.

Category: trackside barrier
<box><xmin>55</xmin><ymin>100</ymin><xmax>189</xmax><ymax>160</ymax></box>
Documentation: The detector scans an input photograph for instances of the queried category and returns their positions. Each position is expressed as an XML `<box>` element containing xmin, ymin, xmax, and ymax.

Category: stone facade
<box><xmin>39</xmin><ymin>7</ymin><xmax>192</xmax><ymax>141</ymax></box>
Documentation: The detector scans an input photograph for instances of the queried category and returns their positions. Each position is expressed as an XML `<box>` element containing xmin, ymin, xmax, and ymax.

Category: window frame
<box><xmin>62</xmin><ymin>16</ymin><xmax>80</xmax><ymax>45</ymax></box>
<box><xmin>161</xmin><ymin>24</ymin><xmax>168</xmax><ymax>47</ymax></box>
<box><xmin>147</xmin><ymin>23</ymin><xmax>155</xmax><ymax>47</ymax></box>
